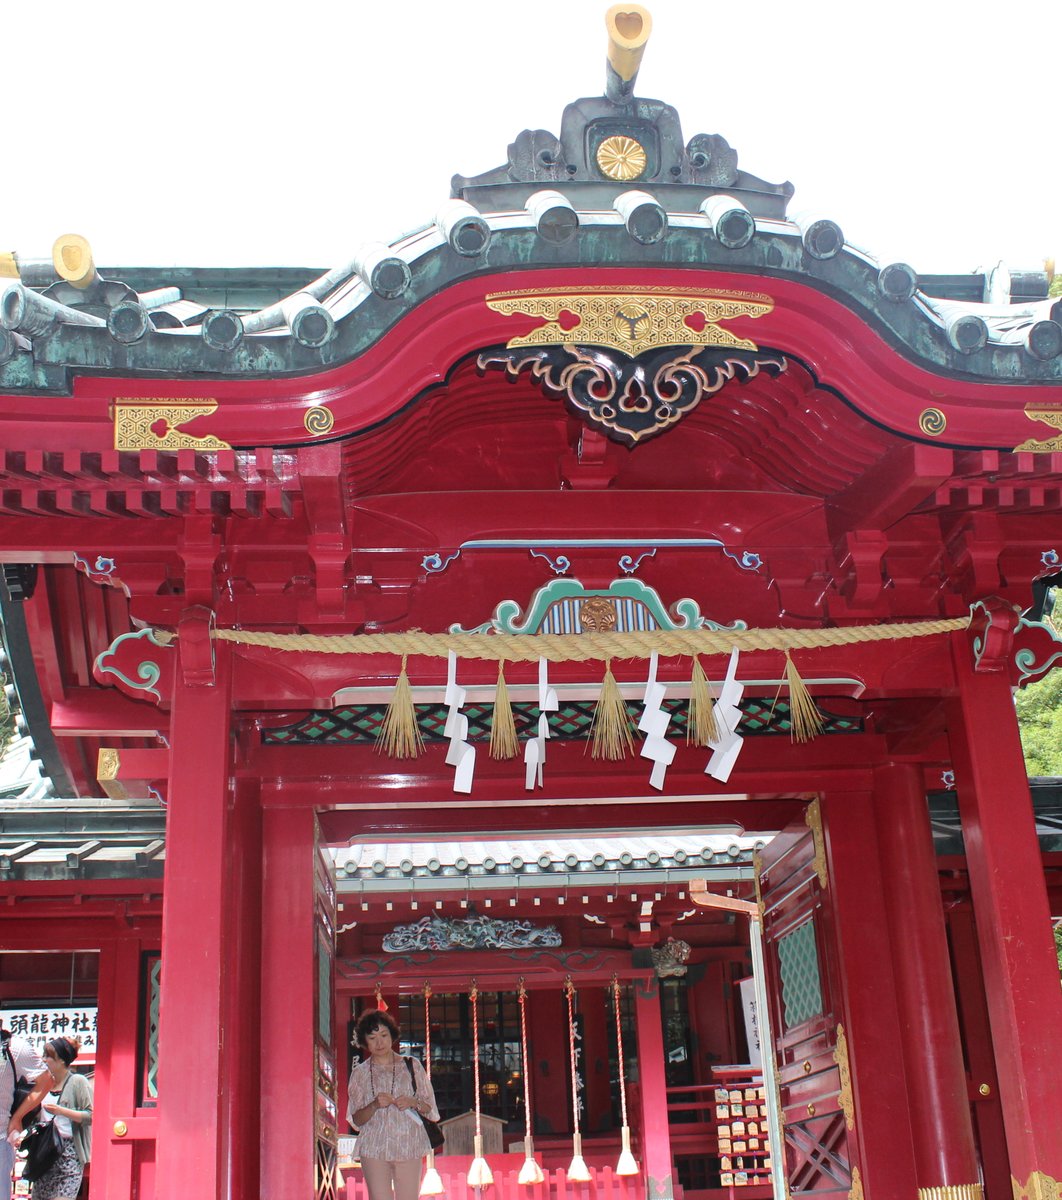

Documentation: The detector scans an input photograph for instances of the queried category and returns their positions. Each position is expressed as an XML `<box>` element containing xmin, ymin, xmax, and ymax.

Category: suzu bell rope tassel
<box><xmin>466</xmin><ymin>980</ymin><xmax>494</xmax><ymax>1187</ymax></box>
<box><xmin>376</xmin><ymin>655</ymin><xmax>424</xmax><ymax>759</ymax></box>
<box><xmin>784</xmin><ymin>651</ymin><xmax>824</xmax><ymax>743</ymax></box>
<box><xmin>516</xmin><ymin>979</ymin><xmax>544</xmax><ymax>1185</ymax></box>
<box><xmin>589</xmin><ymin>658</ymin><xmax>638</xmax><ymax>761</ymax></box>
<box><xmin>612</xmin><ymin>976</ymin><xmax>640</xmax><ymax>1177</ymax></box>
<box><xmin>489</xmin><ymin>660</ymin><xmax>519</xmax><ymax>760</ymax></box>
<box><xmin>419</xmin><ymin>982</ymin><xmax>444</xmax><ymax>1197</ymax></box>
<box><xmin>565</xmin><ymin>977</ymin><xmax>592</xmax><ymax>1183</ymax></box>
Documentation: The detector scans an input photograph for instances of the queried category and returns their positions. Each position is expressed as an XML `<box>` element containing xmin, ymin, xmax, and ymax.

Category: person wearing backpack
<box><xmin>1</xmin><ymin>1025</ymin><xmax>49</xmax><ymax>1200</ymax></box>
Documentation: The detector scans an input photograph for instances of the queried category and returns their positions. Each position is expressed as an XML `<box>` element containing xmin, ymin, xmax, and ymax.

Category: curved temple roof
<box><xmin>1</xmin><ymin>10</ymin><xmax>1059</xmax><ymax>398</ymax></box>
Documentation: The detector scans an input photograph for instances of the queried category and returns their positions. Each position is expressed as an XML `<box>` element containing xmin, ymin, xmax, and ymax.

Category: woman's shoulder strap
<box><xmin>403</xmin><ymin>1055</ymin><xmax>418</xmax><ymax>1092</ymax></box>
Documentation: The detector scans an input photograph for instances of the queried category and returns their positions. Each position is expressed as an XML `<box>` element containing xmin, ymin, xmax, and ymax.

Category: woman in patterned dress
<box><xmin>347</xmin><ymin>1010</ymin><xmax>439</xmax><ymax>1200</ymax></box>
<box><xmin>30</xmin><ymin>1037</ymin><xmax>92</xmax><ymax>1200</ymax></box>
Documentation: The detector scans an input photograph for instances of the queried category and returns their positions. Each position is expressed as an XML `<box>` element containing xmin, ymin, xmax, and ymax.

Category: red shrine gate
<box><xmin>3</xmin><ymin>5</ymin><xmax>1062</xmax><ymax>1199</ymax></box>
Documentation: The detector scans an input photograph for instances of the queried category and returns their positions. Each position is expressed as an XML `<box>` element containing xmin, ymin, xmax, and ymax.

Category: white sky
<box><xmin>5</xmin><ymin>0</ymin><xmax>1060</xmax><ymax>275</ymax></box>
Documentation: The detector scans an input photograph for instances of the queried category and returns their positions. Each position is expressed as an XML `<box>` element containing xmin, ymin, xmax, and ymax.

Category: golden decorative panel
<box><xmin>849</xmin><ymin>1166</ymin><xmax>864</xmax><ymax>1200</ymax></box>
<box><xmin>96</xmin><ymin>748</ymin><xmax>128</xmax><ymax>801</ymax></box>
<box><xmin>834</xmin><ymin>1024</ymin><xmax>855</xmax><ymax>1132</ymax></box>
<box><xmin>1013</xmin><ymin>1173</ymin><xmax>1062</xmax><ymax>1200</ymax></box>
<box><xmin>919</xmin><ymin>1186</ymin><xmax>985</xmax><ymax>1200</ymax></box>
<box><xmin>1015</xmin><ymin>405</ymin><xmax>1062</xmax><ymax>453</ymax></box>
<box><xmin>596</xmin><ymin>134</ymin><xmax>647</xmax><ymax>180</ymax></box>
<box><xmin>304</xmin><ymin>405</ymin><xmax>335</xmax><ymax>435</ymax></box>
<box><xmin>486</xmin><ymin>285</ymin><xmax>773</xmax><ymax>358</ymax></box>
<box><xmin>918</xmin><ymin>407</ymin><xmax>947</xmax><ymax>436</ymax></box>
<box><xmin>113</xmin><ymin>399</ymin><xmax>230</xmax><ymax>452</ymax></box>
<box><xmin>805</xmin><ymin>798</ymin><xmax>828</xmax><ymax>889</ymax></box>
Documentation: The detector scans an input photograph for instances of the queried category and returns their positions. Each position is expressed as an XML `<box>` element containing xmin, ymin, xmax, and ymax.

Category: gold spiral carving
<box><xmin>918</xmin><ymin>1186</ymin><xmax>984</xmax><ymax>1200</ymax></box>
<box><xmin>919</xmin><ymin>407</ymin><xmax>947</xmax><ymax>436</ymax></box>
<box><xmin>596</xmin><ymin>135</ymin><xmax>647</xmax><ymax>181</ymax></box>
<box><xmin>304</xmin><ymin>405</ymin><xmax>334</xmax><ymax>435</ymax></box>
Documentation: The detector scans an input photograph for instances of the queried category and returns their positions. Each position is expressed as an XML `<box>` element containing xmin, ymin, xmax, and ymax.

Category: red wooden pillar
<box><xmin>948</xmin><ymin>634</ymin><xmax>1062</xmax><ymax>1192</ymax></box>
<box><xmin>633</xmin><ymin>976</ymin><xmax>674</xmax><ymax>1200</ymax></box>
<box><xmin>819</xmin><ymin>791</ymin><xmax>918</xmax><ymax>1200</ymax></box>
<box><xmin>260</xmin><ymin>806</ymin><xmax>320</xmax><ymax>1200</ymax></box>
<box><xmin>155</xmin><ymin>627</ymin><xmax>236</xmax><ymax>1200</ymax></box>
<box><xmin>94</xmin><ymin>936</ymin><xmax>147</xmax><ymax>1200</ymax></box>
<box><xmin>946</xmin><ymin>905</ymin><xmax>1010</xmax><ymax>1200</ymax></box>
<box><xmin>873</xmin><ymin>763</ymin><xmax>980</xmax><ymax>1196</ymax></box>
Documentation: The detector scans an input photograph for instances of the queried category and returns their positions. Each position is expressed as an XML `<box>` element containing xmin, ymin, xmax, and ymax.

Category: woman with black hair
<box><xmin>347</xmin><ymin>1009</ymin><xmax>439</xmax><ymax>1200</ymax></box>
<box><xmin>31</xmin><ymin>1037</ymin><xmax>92</xmax><ymax>1200</ymax></box>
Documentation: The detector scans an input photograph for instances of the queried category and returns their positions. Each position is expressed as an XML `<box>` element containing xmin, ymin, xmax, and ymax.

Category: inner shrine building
<box><xmin>2</xmin><ymin>6</ymin><xmax>1062</xmax><ymax>1200</ymax></box>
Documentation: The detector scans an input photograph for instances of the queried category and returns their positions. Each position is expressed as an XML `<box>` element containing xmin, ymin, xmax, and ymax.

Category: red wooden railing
<box><xmin>344</xmin><ymin>1161</ymin><xmax>648</xmax><ymax>1200</ymax></box>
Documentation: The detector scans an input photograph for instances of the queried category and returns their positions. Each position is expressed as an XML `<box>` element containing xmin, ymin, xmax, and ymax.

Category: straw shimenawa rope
<box><xmin>166</xmin><ymin>616</ymin><xmax>970</xmax><ymax>660</ymax></box>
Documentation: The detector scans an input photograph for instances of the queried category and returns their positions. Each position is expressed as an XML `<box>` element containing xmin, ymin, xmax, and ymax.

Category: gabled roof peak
<box><xmin>452</xmin><ymin>5</ymin><xmax>792</xmax><ymax>219</ymax></box>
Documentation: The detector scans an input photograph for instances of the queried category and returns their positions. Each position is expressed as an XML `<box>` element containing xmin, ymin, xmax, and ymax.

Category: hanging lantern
<box><xmin>466</xmin><ymin>980</ymin><xmax>494</xmax><ymax>1188</ymax></box>
<box><xmin>565</xmin><ymin>977</ymin><xmax>592</xmax><ymax>1183</ymax></box>
<box><xmin>419</xmin><ymin>982</ymin><xmax>445</xmax><ymax>1197</ymax></box>
<box><xmin>516</xmin><ymin>980</ymin><xmax>544</xmax><ymax>1185</ymax></box>
<box><xmin>612</xmin><ymin>976</ymin><xmax>640</xmax><ymax>1176</ymax></box>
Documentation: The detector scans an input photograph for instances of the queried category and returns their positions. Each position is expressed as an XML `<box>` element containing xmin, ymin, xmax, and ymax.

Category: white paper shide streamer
<box><xmin>638</xmin><ymin>650</ymin><xmax>675</xmax><ymax>791</ymax></box>
<box><xmin>704</xmin><ymin>647</ymin><xmax>744</xmax><ymax>783</ymax></box>
<box><xmin>444</xmin><ymin>651</ymin><xmax>476</xmax><ymax>793</ymax></box>
<box><xmin>524</xmin><ymin>656</ymin><xmax>558</xmax><ymax>790</ymax></box>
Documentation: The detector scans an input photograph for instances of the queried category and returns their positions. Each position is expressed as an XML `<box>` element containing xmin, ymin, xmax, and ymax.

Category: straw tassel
<box><xmin>785</xmin><ymin>651</ymin><xmax>824</xmax><ymax>743</ymax></box>
<box><xmin>589</xmin><ymin>659</ymin><xmax>637</xmax><ymax>760</ymax></box>
<box><xmin>468</xmin><ymin>1133</ymin><xmax>494</xmax><ymax>1187</ymax></box>
<box><xmin>686</xmin><ymin>656</ymin><xmax>720</xmax><ymax>746</ymax></box>
<box><xmin>376</xmin><ymin>656</ymin><xmax>424</xmax><ymax>759</ymax></box>
<box><xmin>616</xmin><ymin>1125</ymin><xmax>639</xmax><ymax>1176</ymax></box>
<box><xmin>419</xmin><ymin>1152</ymin><xmax>444</xmax><ymax>1196</ymax></box>
<box><xmin>518</xmin><ymin>1135</ymin><xmax>544</xmax><ymax>1185</ymax></box>
<box><xmin>489</xmin><ymin>660</ymin><xmax>519</xmax><ymax>760</ymax></box>
<box><xmin>567</xmin><ymin>1131</ymin><xmax>592</xmax><ymax>1183</ymax></box>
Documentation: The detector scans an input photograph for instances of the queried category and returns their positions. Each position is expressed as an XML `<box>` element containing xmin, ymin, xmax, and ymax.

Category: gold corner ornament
<box><xmin>919</xmin><ymin>1186</ymin><xmax>985</xmax><ymax>1200</ymax></box>
<box><xmin>596</xmin><ymin>135</ymin><xmax>647</xmax><ymax>180</ymax></box>
<box><xmin>805</xmin><ymin>798</ymin><xmax>828</xmax><ymax>889</ymax></box>
<box><xmin>96</xmin><ymin>748</ymin><xmax>129</xmax><ymax>801</ymax></box>
<box><xmin>752</xmin><ymin>848</ymin><xmax>766</xmax><ymax>921</ymax></box>
<box><xmin>849</xmin><ymin>1166</ymin><xmax>864</xmax><ymax>1200</ymax></box>
<box><xmin>834</xmin><ymin>1024</ymin><xmax>854</xmax><ymax>1132</ymax></box>
<box><xmin>1013</xmin><ymin>1173</ymin><xmax>1062</xmax><ymax>1200</ymax></box>
<box><xmin>113</xmin><ymin>399</ymin><xmax>230</xmax><ymax>452</ymax></box>
<box><xmin>485</xmin><ymin>285</ymin><xmax>774</xmax><ymax>358</ymax></box>
<box><xmin>1014</xmin><ymin>404</ymin><xmax>1062</xmax><ymax>453</ymax></box>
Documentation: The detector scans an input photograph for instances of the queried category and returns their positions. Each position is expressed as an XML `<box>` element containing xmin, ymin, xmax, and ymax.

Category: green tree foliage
<box><xmin>1018</xmin><ymin>668</ymin><xmax>1062</xmax><ymax>775</ymax></box>
<box><xmin>1017</xmin><ymin>589</ymin><xmax>1062</xmax><ymax>775</ymax></box>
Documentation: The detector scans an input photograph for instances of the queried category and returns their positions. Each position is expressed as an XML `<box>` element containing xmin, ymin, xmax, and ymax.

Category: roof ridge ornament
<box><xmin>450</xmin><ymin>5</ymin><xmax>794</xmax><ymax>218</ymax></box>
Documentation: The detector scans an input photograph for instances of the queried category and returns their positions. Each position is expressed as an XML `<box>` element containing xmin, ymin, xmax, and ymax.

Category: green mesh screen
<box><xmin>776</xmin><ymin>917</ymin><xmax>824</xmax><ymax>1029</ymax></box>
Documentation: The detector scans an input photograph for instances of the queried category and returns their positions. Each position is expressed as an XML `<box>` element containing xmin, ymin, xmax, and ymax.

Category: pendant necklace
<box><xmin>370</xmin><ymin>1054</ymin><xmax>397</xmax><ymax>1104</ymax></box>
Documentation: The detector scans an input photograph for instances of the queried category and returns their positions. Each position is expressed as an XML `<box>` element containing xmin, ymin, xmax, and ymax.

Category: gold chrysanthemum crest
<box><xmin>596</xmin><ymin>135</ymin><xmax>647</xmax><ymax>181</ymax></box>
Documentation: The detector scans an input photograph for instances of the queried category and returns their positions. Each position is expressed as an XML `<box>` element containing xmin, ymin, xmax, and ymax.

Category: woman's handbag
<box><xmin>403</xmin><ymin>1057</ymin><xmax>445</xmax><ymax>1151</ymax></box>
<box><xmin>19</xmin><ymin>1120</ymin><xmax>64</xmax><ymax>1182</ymax></box>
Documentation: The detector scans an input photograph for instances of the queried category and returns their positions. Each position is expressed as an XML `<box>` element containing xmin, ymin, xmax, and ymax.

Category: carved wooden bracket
<box><xmin>178</xmin><ymin>606</ymin><xmax>216</xmax><ymax>687</ymax></box>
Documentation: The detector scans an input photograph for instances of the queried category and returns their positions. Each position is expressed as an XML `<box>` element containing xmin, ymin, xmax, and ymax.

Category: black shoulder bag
<box><xmin>403</xmin><ymin>1056</ymin><xmax>445</xmax><ymax>1151</ymax></box>
<box><xmin>19</xmin><ymin>1074</ymin><xmax>73</xmax><ymax>1183</ymax></box>
<box><xmin>3</xmin><ymin>1033</ymin><xmax>41</xmax><ymax>1130</ymax></box>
